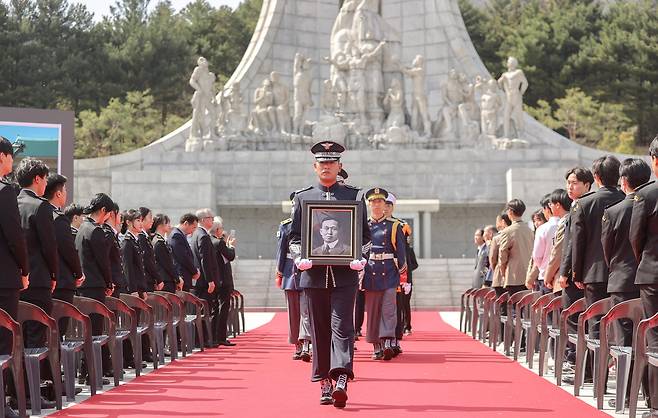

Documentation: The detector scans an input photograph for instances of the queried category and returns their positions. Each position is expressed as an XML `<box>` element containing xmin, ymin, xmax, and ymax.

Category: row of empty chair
<box><xmin>0</xmin><ymin>289</ymin><xmax>246</xmax><ymax>418</ymax></box>
<box><xmin>460</xmin><ymin>287</ymin><xmax>658</xmax><ymax>418</ymax></box>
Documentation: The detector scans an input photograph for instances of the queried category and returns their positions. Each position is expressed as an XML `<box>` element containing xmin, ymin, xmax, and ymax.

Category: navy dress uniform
<box><xmin>276</xmin><ymin>201</ymin><xmax>311</xmax><ymax>360</ymax></box>
<box><xmin>152</xmin><ymin>233</ymin><xmax>179</xmax><ymax>293</ymax></box>
<box><xmin>288</xmin><ymin>141</ymin><xmax>371</xmax><ymax>407</ymax></box>
<box><xmin>362</xmin><ymin>188</ymin><xmax>407</xmax><ymax>360</ymax></box>
<box><xmin>630</xmin><ymin>179</ymin><xmax>658</xmax><ymax>412</ymax></box>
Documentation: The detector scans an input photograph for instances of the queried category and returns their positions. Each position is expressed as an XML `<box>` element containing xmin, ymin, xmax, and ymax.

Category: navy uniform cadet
<box><xmin>15</xmin><ymin>158</ymin><xmax>59</xmax><ymax>352</ymax></box>
<box><xmin>151</xmin><ymin>214</ymin><xmax>181</xmax><ymax>293</ymax></box>
<box><xmin>276</xmin><ymin>192</ymin><xmax>312</xmax><ymax>361</ymax></box>
<box><xmin>104</xmin><ymin>204</ymin><xmax>128</xmax><ymax>296</ymax></box>
<box><xmin>44</xmin><ymin>174</ymin><xmax>84</xmax><ymax>337</ymax></box>
<box><xmin>0</xmin><ymin>137</ymin><xmax>29</xmax><ymax>418</ymax></box>
<box><xmin>384</xmin><ymin>192</ymin><xmax>418</xmax><ymax>345</ymax></box>
<box><xmin>288</xmin><ymin>141</ymin><xmax>371</xmax><ymax>408</ymax></box>
<box><xmin>629</xmin><ymin>136</ymin><xmax>658</xmax><ymax>418</ymax></box>
<box><xmin>138</xmin><ymin>207</ymin><xmax>163</xmax><ymax>292</ymax></box>
<box><xmin>362</xmin><ymin>188</ymin><xmax>407</xmax><ymax>361</ymax></box>
<box><xmin>601</xmin><ymin>158</ymin><xmax>651</xmax><ymax>407</ymax></box>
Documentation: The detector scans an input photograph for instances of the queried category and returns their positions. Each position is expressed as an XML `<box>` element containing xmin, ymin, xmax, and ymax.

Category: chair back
<box><xmin>577</xmin><ymin>297</ymin><xmax>613</xmax><ymax>337</ymax></box>
<box><xmin>0</xmin><ymin>307</ymin><xmax>22</xmax><ymax>356</ymax></box>
<box><xmin>105</xmin><ymin>296</ymin><xmax>137</xmax><ymax>334</ymax></box>
<box><xmin>17</xmin><ymin>301</ymin><xmax>58</xmax><ymax>349</ymax></box>
<box><xmin>51</xmin><ymin>299</ymin><xmax>92</xmax><ymax>341</ymax></box>
<box><xmin>635</xmin><ymin>312</ymin><xmax>658</xmax><ymax>358</ymax></box>
<box><xmin>542</xmin><ymin>294</ymin><xmax>563</xmax><ymax>328</ymax></box>
<box><xmin>601</xmin><ymin>298</ymin><xmax>644</xmax><ymax>348</ymax></box>
<box><xmin>73</xmin><ymin>296</ymin><xmax>117</xmax><ymax>339</ymax></box>
<box><xmin>146</xmin><ymin>293</ymin><xmax>173</xmax><ymax>325</ymax></box>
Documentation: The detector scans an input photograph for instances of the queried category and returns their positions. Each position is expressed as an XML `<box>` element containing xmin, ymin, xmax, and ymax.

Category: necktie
<box><xmin>323</xmin><ymin>245</ymin><xmax>330</xmax><ymax>255</ymax></box>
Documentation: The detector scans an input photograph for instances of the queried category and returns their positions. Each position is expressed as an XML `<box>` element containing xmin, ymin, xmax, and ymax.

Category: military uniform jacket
<box><xmin>191</xmin><ymin>226</ymin><xmax>221</xmax><ymax>290</ymax></box>
<box><xmin>395</xmin><ymin>218</ymin><xmax>418</xmax><ymax>283</ymax></box>
<box><xmin>289</xmin><ymin>182</ymin><xmax>371</xmax><ymax>289</ymax></box>
<box><xmin>76</xmin><ymin>217</ymin><xmax>112</xmax><ymax>289</ymax></box>
<box><xmin>17</xmin><ymin>188</ymin><xmax>58</xmax><ymax>288</ymax></box>
<box><xmin>152</xmin><ymin>233</ymin><xmax>178</xmax><ymax>286</ymax></box>
<box><xmin>168</xmin><ymin>227</ymin><xmax>197</xmax><ymax>290</ymax></box>
<box><xmin>138</xmin><ymin>232</ymin><xmax>161</xmax><ymax>291</ymax></box>
<box><xmin>630</xmin><ymin>181</ymin><xmax>658</xmax><ymax>285</ymax></box>
<box><xmin>276</xmin><ymin>219</ymin><xmax>298</xmax><ymax>290</ymax></box>
<box><xmin>601</xmin><ymin>194</ymin><xmax>638</xmax><ymax>293</ymax></box>
<box><xmin>571</xmin><ymin>186</ymin><xmax>625</xmax><ymax>284</ymax></box>
<box><xmin>0</xmin><ymin>179</ymin><xmax>29</xmax><ymax>289</ymax></box>
<box><xmin>498</xmin><ymin>220</ymin><xmax>534</xmax><ymax>287</ymax></box>
<box><xmin>363</xmin><ymin>217</ymin><xmax>407</xmax><ymax>291</ymax></box>
<box><xmin>53</xmin><ymin>207</ymin><xmax>83</xmax><ymax>290</ymax></box>
<box><xmin>211</xmin><ymin>236</ymin><xmax>235</xmax><ymax>291</ymax></box>
<box><xmin>121</xmin><ymin>231</ymin><xmax>146</xmax><ymax>293</ymax></box>
<box><xmin>103</xmin><ymin>224</ymin><xmax>127</xmax><ymax>291</ymax></box>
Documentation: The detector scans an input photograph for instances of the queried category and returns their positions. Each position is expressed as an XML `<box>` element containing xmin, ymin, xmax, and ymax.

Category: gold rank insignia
<box><xmin>634</xmin><ymin>195</ymin><xmax>641</xmax><ymax>201</ymax></box>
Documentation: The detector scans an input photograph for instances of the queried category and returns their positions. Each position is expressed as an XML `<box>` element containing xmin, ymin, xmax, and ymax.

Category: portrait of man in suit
<box><xmin>312</xmin><ymin>216</ymin><xmax>351</xmax><ymax>256</ymax></box>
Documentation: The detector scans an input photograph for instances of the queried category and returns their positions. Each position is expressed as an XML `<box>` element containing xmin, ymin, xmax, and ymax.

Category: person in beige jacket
<box><xmin>498</xmin><ymin>199</ymin><xmax>534</xmax><ymax>296</ymax></box>
<box><xmin>544</xmin><ymin>189</ymin><xmax>573</xmax><ymax>294</ymax></box>
<box><xmin>489</xmin><ymin>212</ymin><xmax>512</xmax><ymax>298</ymax></box>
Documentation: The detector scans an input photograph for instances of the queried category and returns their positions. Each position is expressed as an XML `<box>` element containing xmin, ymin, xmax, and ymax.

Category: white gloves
<box><xmin>295</xmin><ymin>258</ymin><xmax>313</xmax><ymax>271</ymax></box>
<box><xmin>402</xmin><ymin>282</ymin><xmax>412</xmax><ymax>295</ymax></box>
<box><xmin>349</xmin><ymin>258</ymin><xmax>367</xmax><ymax>271</ymax></box>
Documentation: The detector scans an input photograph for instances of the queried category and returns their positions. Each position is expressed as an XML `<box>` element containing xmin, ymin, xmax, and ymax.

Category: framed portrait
<box><xmin>301</xmin><ymin>200</ymin><xmax>362</xmax><ymax>266</ymax></box>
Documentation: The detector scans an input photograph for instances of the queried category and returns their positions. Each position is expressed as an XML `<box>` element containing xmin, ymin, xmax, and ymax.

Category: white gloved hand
<box><xmin>295</xmin><ymin>258</ymin><xmax>313</xmax><ymax>271</ymax></box>
<box><xmin>350</xmin><ymin>258</ymin><xmax>367</xmax><ymax>271</ymax></box>
<box><xmin>403</xmin><ymin>282</ymin><xmax>412</xmax><ymax>295</ymax></box>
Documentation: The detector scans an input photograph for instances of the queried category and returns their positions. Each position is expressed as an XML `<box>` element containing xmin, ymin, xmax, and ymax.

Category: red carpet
<box><xmin>50</xmin><ymin>312</ymin><xmax>610</xmax><ymax>417</ymax></box>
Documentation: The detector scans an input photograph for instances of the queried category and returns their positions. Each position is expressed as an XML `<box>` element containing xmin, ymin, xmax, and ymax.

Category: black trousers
<box><xmin>20</xmin><ymin>287</ymin><xmax>53</xmax><ymax>348</ymax></box>
<box><xmin>354</xmin><ymin>290</ymin><xmax>365</xmax><ymax>333</ymax></box>
<box><xmin>78</xmin><ymin>287</ymin><xmax>111</xmax><ymax>374</ymax></box>
<box><xmin>584</xmin><ymin>282</ymin><xmax>609</xmax><ymax>339</ymax></box>
<box><xmin>216</xmin><ymin>286</ymin><xmax>232</xmax><ymax>342</ymax></box>
<box><xmin>640</xmin><ymin>284</ymin><xmax>658</xmax><ymax>408</ymax></box>
<box><xmin>162</xmin><ymin>281</ymin><xmax>177</xmax><ymax>293</ymax></box>
<box><xmin>306</xmin><ymin>283</ymin><xmax>358</xmax><ymax>382</ymax></box>
<box><xmin>0</xmin><ymin>289</ymin><xmax>20</xmax><ymax>356</ymax></box>
<box><xmin>395</xmin><ymin>291</ymin><xmax>404</xmax><ymax>339</ymax></box>
<box><xmin>401</xmin><ymin>286</ymin><xmax>412</xmax><ymax>331</ymax></box>
<box><xmin>52</xmin><ymin>288</ymin><xmax>76</xmax><ymax>338</ymax></box>
<box><xmin>195</xmin><ymin>288</ymin><xmax>218</xmax><ymax>345</ymax></box>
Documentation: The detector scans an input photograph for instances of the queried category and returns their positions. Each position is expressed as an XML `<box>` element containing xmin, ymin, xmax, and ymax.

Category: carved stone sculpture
<box><xmin>497</xmin><ymin>56</ymin><xmax>528</xmax><ymax>139</ymax></box>
<box><xmin>383</xmin><ymin>78</ymin><xmax>405</xmax><ymax>128</ymax></box>
<box><xmin>293</xmin><ymin>53</ymin><xmax>313</xmax><ymax>136</ymax></box>
<box><xmin>439</xmin><ymin>69</ymin><xmax>464</xmax><ymax>137</ymax></box>
<box><xmin>249</xmin><ymin>78</ymin><xmax>276</xmax><ymax>135</ymax></box>
<box><xmin>186</xmin><ymin>57</ymin><xmax>217</xmax><ymax>152</ymax></box>
<box><xmin>270</xmin><ymin>71</ymin><xmax>291</xmax><ymax>134</ymax></box>
<box><xmin>402</xmin><ymin>55</ymin><xmax>431</xmax><ymax>137</ymax></box>
<box><xmin>480</xmin><ymin>79</ymin><xmax>502</xmax><ymax>137</ymax></box>
<box><xmin>225</xmin><ymin>81</ymin><xmax>246</xmax><ymax>135</ymax></box>
<box><xmin>457</xmin><ymin>73</ymin><xmax>480</xmax><ymax>144</ymax></box>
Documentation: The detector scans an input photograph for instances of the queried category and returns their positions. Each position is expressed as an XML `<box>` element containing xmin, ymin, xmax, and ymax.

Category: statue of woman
<box><xmin>383</xmin><ymin>78</ymin><xmax>405</xmax><ymax>128</ymax></box>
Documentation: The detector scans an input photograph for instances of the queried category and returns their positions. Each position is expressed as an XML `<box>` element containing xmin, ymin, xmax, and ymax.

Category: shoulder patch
<box><xmin>280</xmin><ymin>218</ymin><xmax>292</xmax><ymax>225</ymax></box>
<box><xmin>294</xmin><ymin>186</ymin><xmax>313</xmax><ymax>194</ymax></box>
<box><xmin>634</xmin><ymin>180</ymin><xmax>655</xmax><ymax>193</ymax></box>
<box><xmin>344</xmin><ymin>184</ymin><xmax>361</xmax><ymax>190</ymax></box>
<box><xmin>605</xmin><ymin>198</ymin><xmax>625</xmax><ymax>210</ymax></box>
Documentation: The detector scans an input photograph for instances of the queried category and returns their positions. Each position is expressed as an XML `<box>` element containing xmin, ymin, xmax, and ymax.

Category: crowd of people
<box><xmin>274</xmin><ymin>141</ymin><xmax>418</xmax><ymax>408</ymax></box>
<box><xmin>470</xmin><ymin>138</ymin><xmax>658</xmax><ymax>418</ymax></box>
<box><xmin>0</xmin><ymin>136</ymin><xmax>237</xmax><ymax>417</ymax></box>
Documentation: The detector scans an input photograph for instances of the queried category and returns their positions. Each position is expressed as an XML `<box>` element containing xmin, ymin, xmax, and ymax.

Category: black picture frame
<box><xmin>301</xmin><ymin>200</ymin><xmax>362</xmax><ymax>266</ymax></box>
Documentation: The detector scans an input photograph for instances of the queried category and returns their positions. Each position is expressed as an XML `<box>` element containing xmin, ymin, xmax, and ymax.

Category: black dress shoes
<box><xmin>4</xmin><ymin>404</ymin><xmax>19</xmax><ymax>418</ymax></box>
<box><xmin>332</xmin><ymin>374</ymin><xmax>348</xmax><ymax>408</ymax></box>
<box><xmin>217</xmin><ymin>340</ymin><xmax>236</xmax><ymax>346</ymax></box>
<box><xmin>11</xmin><ymin>395</ymin><xmax>56</xmax><ymax>410</ymax></box>
<box><xmin>383</xmin><ymin>339</ymin><xmax>394</xmax><ymax>361</ymax></box>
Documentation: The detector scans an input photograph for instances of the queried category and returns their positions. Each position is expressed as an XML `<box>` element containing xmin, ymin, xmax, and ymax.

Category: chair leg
<box><xmin>539</xmin><ymin>331</ymin><xmax>548</xmax><ymax>376</ymax></box>
<box><xmin>10</xmin><ymin>359</ymin><xmax>27</xmax><ymax>418</ymax></box>
<box><xmin>504</xmin><ymin>319</ymin><xmax>513</xmax><ymax>356</ymax></box>
<box><xmin>527</xmin><ymin>327</ymin><xmax>535</xmax><ymax>368</ymax></box>
<box><xmin>195</xmin><ymin>317</ymin><xmax>204</xmax><ymax>352</ymax></box>
<box><xmin>110</xmin><ymin>340</ymin><xmax>120</xmax><ymax>387</ymax></box>
<box><xmin>514</xmin><ymin>320</ymin><xmax>522</xmax><ymax>361</ymax></box>
<box><xmin>48</xmin><ymin>352</ymin><xmax>63</xmax><ymax>409</ymax></box>
<box><xmin>24</xmin><ymin>357</ymin><xmax>41</xmax><ymax>415</ymax></box>
<box><xmin>471</xmin><ymin>307</ymin><xmax>479</xmax><ymax>339</ymax></box>
<box><xmin>574</xmin><ymin>340</ymin><xmax>586</xmax><ymax>395</ymax></box>
<box><xmin>596</xmin><ymin>343</ymin><xmax>608</xmax><ymax>409</ymax></box>
<box><xmin>628</xmin><ymin>357</ymin><xmax>646</xmax><ymax>418</ymax></box>
<box><xmin>167</xmin><ymin>324</ymin><xmax>177</xmax><ymax>361</ymax></box>
<box><xmin>133</xmin><ymin>333</ymin><xmax>142</xmax><ymax>376</ymax></box>
<box><xmin>92</xmin><ymin>343</ymin><xmax>103</xmax><ymax>389</ymax></box>
<box><xmin>592</xmin><ymin>347</ymin><xmax>600</xmax><ymax>399</ymax></box>
<box><xmin>616</xmin><ymin>354</ymin><xmax>631</xmax><ymax>414</ymax></box>
<box><xmin>556</xmin><ymin>334</ymin><xmax>566</xmax><ymax>386</ymax></box>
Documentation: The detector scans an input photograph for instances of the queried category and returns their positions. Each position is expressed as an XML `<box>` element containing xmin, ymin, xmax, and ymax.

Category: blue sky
<box><xmin>71</xmin><ymin>0</ymin><xmax>243</xmax><ymax>20</ymax></box>
<box><xmin>0</xmin><ymin>124</ymin><xmax>60</xmax><ymax>143</ymax></box>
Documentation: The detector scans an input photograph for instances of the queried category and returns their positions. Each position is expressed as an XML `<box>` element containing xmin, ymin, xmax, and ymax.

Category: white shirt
<box><xmin>532</xmin><ymin>216</ymin><xmax>560</xmax><ymax>281</ymax></box>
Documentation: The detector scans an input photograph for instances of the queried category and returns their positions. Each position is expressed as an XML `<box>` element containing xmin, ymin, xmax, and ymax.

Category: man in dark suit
<box><xmin>601</xmin><ymin>158</ymin><xmax>652</xmax><ymax>407</ymax></box>
<box><xmin>312</xmin><ymin>217</ymin><xmax>350</xmax><ymax>255</ymax></box>
<box><xmin>191</xmin><ymin>208</ymin><xmax>219</xmax><ymax>346</ymax></box>
<box><xmin>15</xmin><ymin>158</ymin><xmax>58</xmax><ymax>347</ymax></box>
<box><xmin>558</xmin><ymin>167</ymin><xmax>593</xmax><ymax>372</ymax></box>
<box><xmin>630</xmin><ymin>136</ymin><xmax>658</xmax><ymax>418</ymax></box>
<box><xmin>210</xmin><ymin>217</ymin><xmax>236</xmax><ymax>346</ymax></box>
<box><xmin>44</xmin><ymin>174</ymin><xmax>84</xmax><ymax>337</ymax></box>
<box><xmin>0</xmin><ymin>137</ymin><xmax>29</xmax><ymax>418</ymax></box>
<box><xmin>168</xmin><ymin>213</ymin><xmax>200</xmax><ymax>292</ymax></box>
<box><xmin>472</xmin><ymin>228</ymin><xmax>488</xmax><ymax>289</ymax></box>
<box><xmin>571</xmin><ymin>156</ymin><xmax>625</xmax><ymax>337</ymax></box>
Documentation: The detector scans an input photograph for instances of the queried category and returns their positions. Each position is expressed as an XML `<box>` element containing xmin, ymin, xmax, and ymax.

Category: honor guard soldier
<box><xmin>288</xmin><ymin>141</ymin><xmax>371</xmax><ymax>408</ymax></box>
<box><xmin>276</xmin><ymin>192</ymin><xmax>312</xmax><ymax>361</ymax></box>
<box><xmin>362</xmin><ymin>188</ymin><xmax>407</xmax><ymax>360</ymax></box>
<box><xmin>629</xmin><ymin>137</ymin><xmax>658</xmax><ymax>418</ymax></box>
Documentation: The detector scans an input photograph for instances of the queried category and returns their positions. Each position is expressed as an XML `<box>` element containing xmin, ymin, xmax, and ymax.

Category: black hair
<box><xmin>179</xmin><ymin>213</ymin><xmax>199</xmax><ymax>225</ymax></box>
<box><xmin>549</xmin><ymin>188</ymin><xmax>572</xmax><ymax>211</ymax></box>
<box><xmin>649</xmin><ymin>134</ymin><xmax>658</xmax><ymax>158</ymax></box>
<box><xmin>498</xmin><ymin>211</ymin><xmax>512</xmax><ymax>227</ymax></box>
<box><xmin>83</xmin><ymin>193</ymin><xmax>115</xmax><ymax>215</ymax></box>
<box><xmin>540</xmin><ymin>193</ymin><xmax>551</xmax><ymax>209</ymax></box>
<box><xmin>15</xmin><ymin>157</ymin><xmax>49</xmax><ymax>188</ymax></box>
<box><xmin>505</xmin><ymin>199</ymin><xmax>526</xmax><ymax>217</ymax></box>
<box><xmin>138</xmin><ymin>206</ymin><xmax>152</xmax><ymax>220</ymax></box>
<box><xmin>532</xmin><ymin>210</ymin><xmax>547</xmax><ymax>224</ymax></box>
<box><xmin>475</xmin><ymin>228</ymin><xmax>484</xmax><ymax>237</ymax></box>
<box><xmin>44</xmin><ymin>173</ymin><xmax>67</xmax><ymax>200</ymax></box>
<box><xmin>320</xmin><ymin>215</ymin><xmax>339</xmax><ymax>226</ymax></box>
<box><xmin>592</xmin><ymin>155</ymin><xmax>621</xmax><ymax>187</ymax></box>
<box><xmin>150</xmin><ymin>213</ymin><xmax>170</xmax><ymax>234</ymax></box>
<box><xmin>121</xmin><ymin>208</ymin><xmax>141</xmax><ymax>235</ymax></box>
<box><xmin>619</xmin><ymin>158</ymin><xmax>651</xmax><ymax>190</ymax></box>
<box><xmin>64</xmin><ymin>203</ymin><xmax>84</xmax><ymax>222</ymax></box>
<box><xmin>0</xmin><ymin>136</ymin><xmax>13</xmax><ymax>156</ymax></box>
<box><xmin>565</xmin><ymin>167</ymin><xmax>594</xmax><ymax>189</ymax></box>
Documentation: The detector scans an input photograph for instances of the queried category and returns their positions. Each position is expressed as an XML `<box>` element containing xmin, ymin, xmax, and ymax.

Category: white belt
<box><xmin>286</xmin><ymin>253</ymin><xmax>294</xmax><ymax>259</ymax></box>
<box><xmin>369</xmin><ymin>253</ymin><xmax>395</xmax><ymax>261</ymax></box>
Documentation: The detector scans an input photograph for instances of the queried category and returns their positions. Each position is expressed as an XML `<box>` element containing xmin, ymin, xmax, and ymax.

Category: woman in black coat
<box><xmin>150</xmin><ymin>214</ymin><xmax>181</xmax><ymax>293</ymax></box>
<box><xmin>120</xmin><ymin>209</ymin><xmax>147</xmax><ymax>299</ymax></box>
